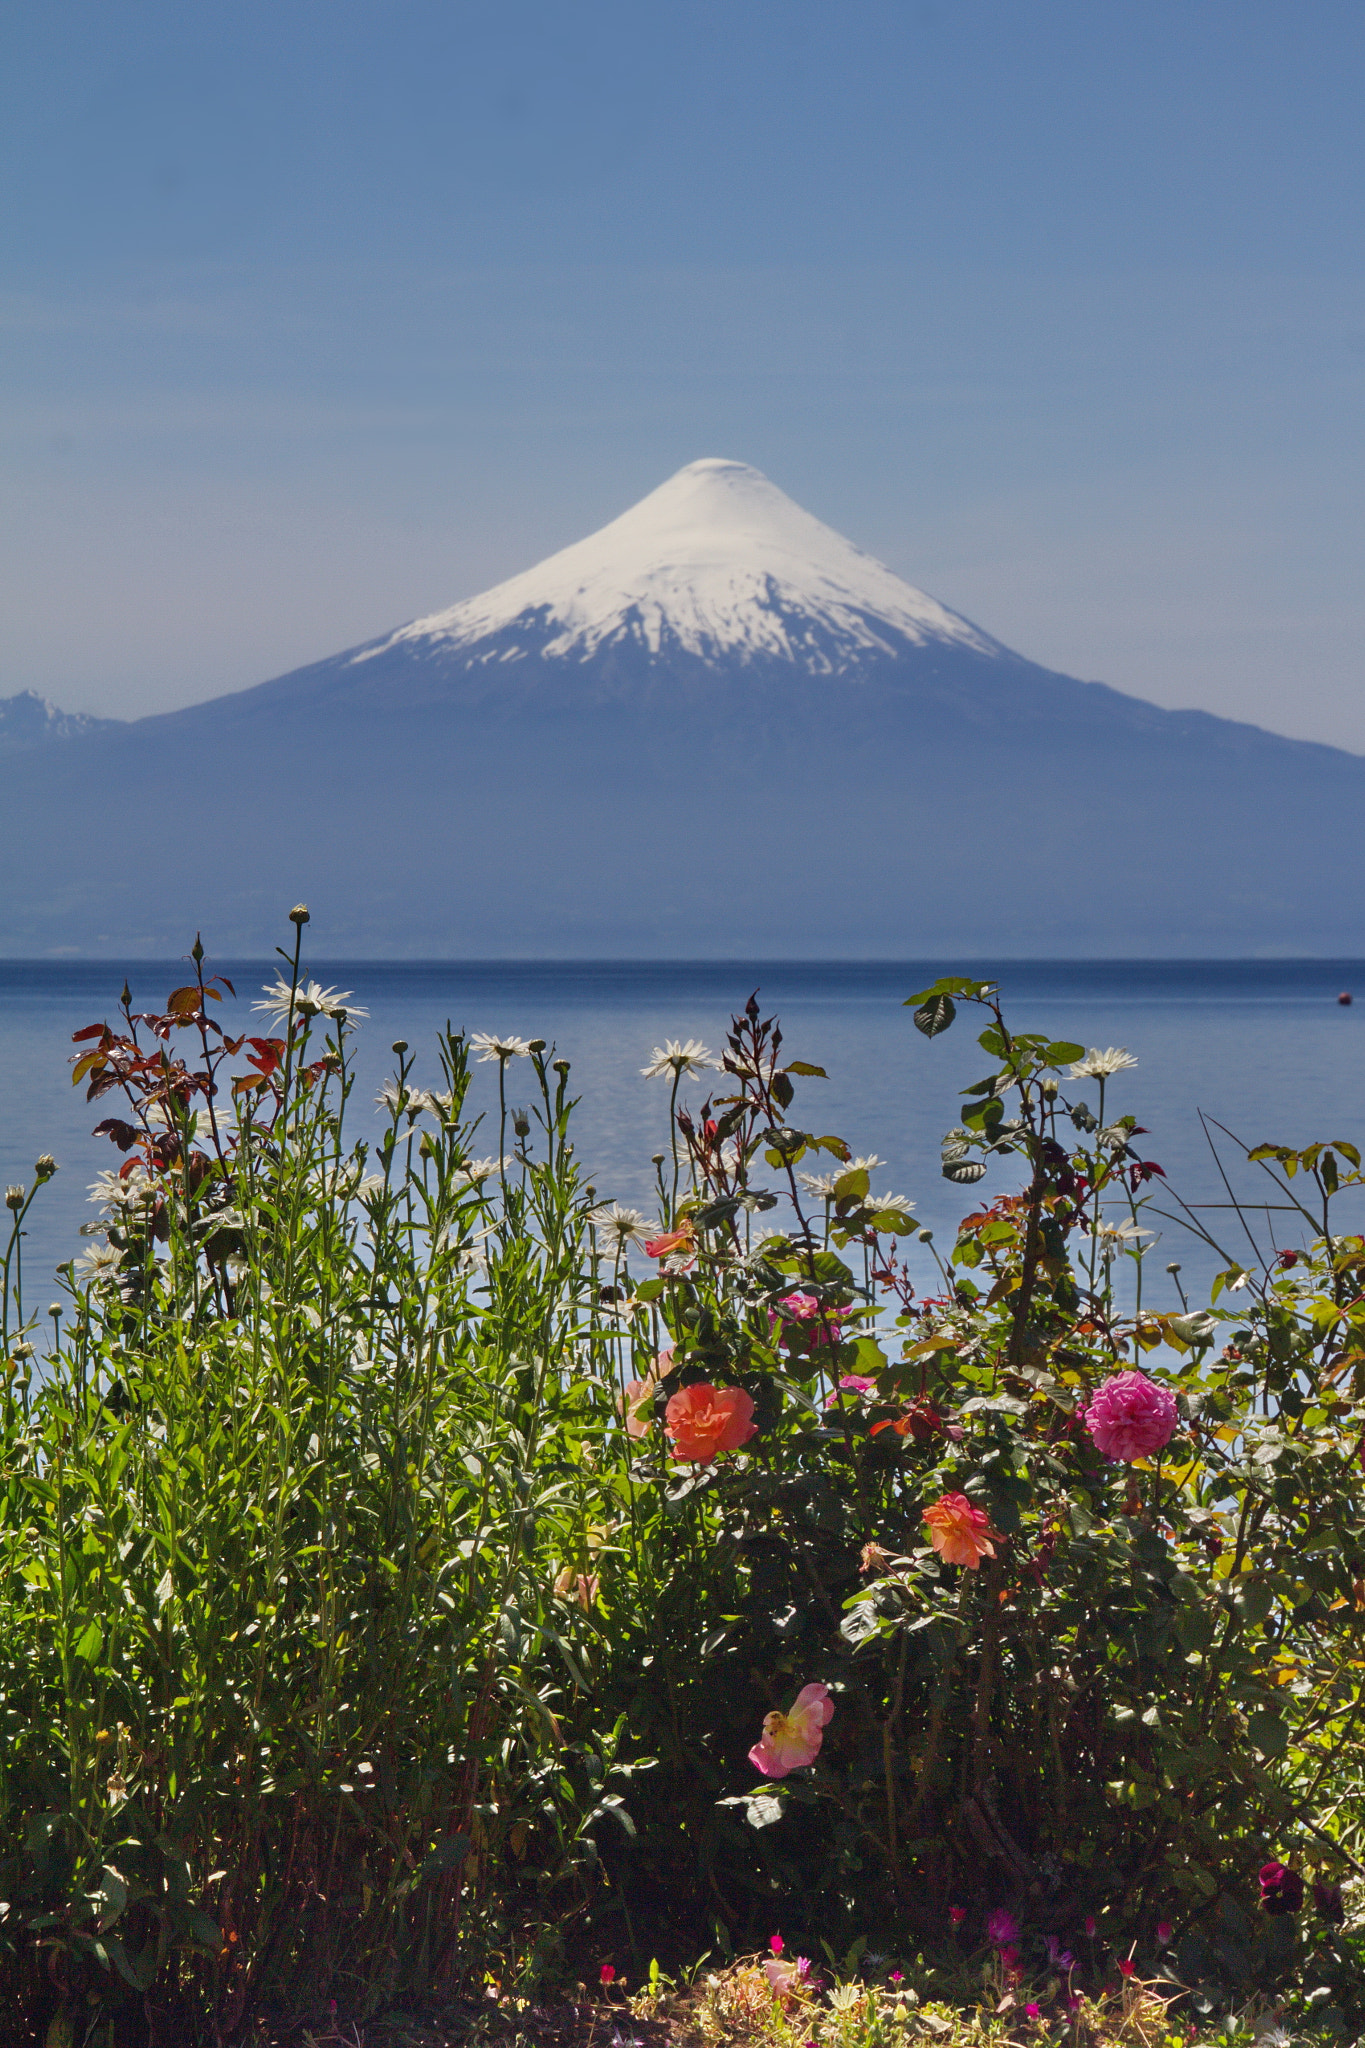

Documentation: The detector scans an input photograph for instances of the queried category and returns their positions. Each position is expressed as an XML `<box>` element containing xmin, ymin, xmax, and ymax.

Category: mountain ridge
<box><xmin>0</xmin><ymin>458</ymin><xmax>1360</xmax><ymax>957</ymax></box>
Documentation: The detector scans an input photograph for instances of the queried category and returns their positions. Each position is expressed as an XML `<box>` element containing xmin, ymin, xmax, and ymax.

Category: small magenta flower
<box><xmin>1084</xmin><ymin>1916</ymin><xmax>1097</xmax><ymax>1937</ymax></box>
<box><xmin>948</xmin><ymin>1906</ymin><xmax>966</xmax><ymax>1926</ymax></box>
<box><xmin>769</xmin><ymin>1934</ymin><xmax>784</xmax><ymax>1956</ymax></box>
<box><xmin>1156</xmin><ymin>1920</ymin><xmax>1172</xmax><ymax>1944</ymax></box>
<box><xmin>1118</xmin><ymin>1959</ymin><xmax>1135</xmax><ymax>1979</ymax></box>
<box><xmin>600</xmin><ymin>1964</ymin><xmax>615</xmax><ymax>1985</ymax></box>
<box><xmin>1259</xmin><ymin>1862</ymin><xmax>1305</xmax><ymax>1915</ymax></box>
<box><xmin>1025</xmin><ymin>2004</ymin><xmax>1041</xmax><ymax>2021</ymax></box>
<box><xmin>986</xmin><ymin>1908</ymin><xmax>1019</xmax><ymax>1947</ymax></box>
<box><xmin>889</xmin><ymin>1969</ymin><xmax>904</xmax><ymax>1984</ymax></box>
<box><xmin>1083</xmin><ymin>1370</ymin><xmax>1178</xmax><ymax>1461</ymax></box>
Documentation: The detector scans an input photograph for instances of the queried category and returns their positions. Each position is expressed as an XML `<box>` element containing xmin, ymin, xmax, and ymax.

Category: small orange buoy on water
<box><xmin>1339</xmin><ymin>991</ymin><xmax>1354</xmax><ymax>1005</ymax></box>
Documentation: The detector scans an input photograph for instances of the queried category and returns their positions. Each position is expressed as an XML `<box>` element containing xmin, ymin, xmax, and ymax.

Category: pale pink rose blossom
<box><xmin>763</xmin><ymin>1954</ymin><xmax>814</xmax><ymax>1997</ymax></box>
<box><xmin>748</xmin><ymin>1682</ymin><xmax>834</xmax><ymax>1778</ymax></box>
<box><xmin>1083</xmin><ymin>1370</ymin><xmax>1178</xmax><ymax>1462</ymax></box>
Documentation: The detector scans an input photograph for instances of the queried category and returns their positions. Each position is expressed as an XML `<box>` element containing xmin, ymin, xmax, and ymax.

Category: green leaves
<box><xmin>911</xmin><ymin>994</ymin><xmax>956</xmax><ymax>1037</ymax></box>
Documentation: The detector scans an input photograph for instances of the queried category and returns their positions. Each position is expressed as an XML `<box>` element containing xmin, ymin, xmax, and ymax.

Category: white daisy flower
<box><xmin>798</xmin><ymin>1169</ymin><xmax>844</xmax><ymax>1198</ymax></box>
<box><xmin>1069</xmin><ymin>1047</ymin><xmax>1138</xmax><ymax>1080</ymax></box>
<box><xmin>641</xmin><ymin>1039</ymin><xmax>716</xmax><ymax>1080</ymax></box>
<box><xmin>252</xmin><ymin>978</ymin><xmax>367</xmax><ymax>1025</ymax></box>
<box><xmin>454</xmin><ymin>1156</ymin><xmax>506</xmax><ymax>1186</ymax></box>
<box><xmin>846</xmin><ymin>1155</ymin><xmax>885</xmax><ymax>1173</ymax></box>
<box><xmin>87</xmin><ymin>1165</ymin><xmax>156</xmax><ymax>1213</ymax></box>
<box><xmin>1094</xmin><ymin>1217</ymin><xmax>1154</xmax><ymax>1256</ymax></box>
<box><xmin>76</xmin><ymin>1242</ymin><xmax>125</xmax><ymax>1287</ymax></box>
<box><xmin>469</xmin><ymin>1032</ymin><xmax>533</xmax><ymax>1063</ymax></box>
<box><xmin>588</xmin><ymin>1203</ymin><xmax>652</xmax><ymax>1252</ymax></box>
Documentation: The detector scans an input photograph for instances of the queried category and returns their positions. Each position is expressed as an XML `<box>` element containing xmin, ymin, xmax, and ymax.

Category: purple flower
<box><xmin>1045</xmin><ymin>1935</ymin><xmax>1075</xmax><ymax>1971</ymax></box>
<box><xmin>986</xmin><ymin>1908</ymin><xmax>1019</xmax><ymax>1947</ymax></box>
<box><xmin>1259</xmin><ymin>1862</ymin><xmax>1305</xmax><ymax>1916</ymax></box>
<box><xmin>1314</xmin><ymin>1881</ymin><xmax>1345</xmax><ymax>1926</ymax></box>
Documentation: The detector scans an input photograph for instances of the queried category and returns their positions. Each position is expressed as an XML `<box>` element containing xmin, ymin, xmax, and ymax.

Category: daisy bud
<box><xmin>34</xmin><ymin>1156</ymin><xmax>57</xmax><ymax>1179</ymax></box>
<box><xmin>4</xmin><ymin>1186</ymin><xmax>23</xmax><ymax>1211</ymax></box>
<box><xmin>289</xmin><ymin>904</ymin><xmax>310</xmax><ymax>925</ymax></box>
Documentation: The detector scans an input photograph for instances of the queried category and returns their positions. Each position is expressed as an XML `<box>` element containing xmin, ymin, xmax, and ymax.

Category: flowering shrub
<box><xmin>1</xmin><ymin>947</ymin><xmax>1365</xmax><ymax>2039</ymax></box>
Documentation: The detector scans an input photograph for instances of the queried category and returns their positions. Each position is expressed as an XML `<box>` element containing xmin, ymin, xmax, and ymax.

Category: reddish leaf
<box><xmin>71</xmin><ymin>1051</ymin><xmax>106</xmax><ymax>1086</ymax></box>
<box><xmin>166</xmin><ymin>987</ymin><xmax>201</xmax><ymax>1015</ymax></box>
<box><xmin>71</xmin><ymin>1023</ymin><xmax>109</xmax><ymax>1044</ymax></box>
<box><xmin>92</xmin><ymin>1119</ymin><xmax>139</xmax><ymax>1152</ymax></box>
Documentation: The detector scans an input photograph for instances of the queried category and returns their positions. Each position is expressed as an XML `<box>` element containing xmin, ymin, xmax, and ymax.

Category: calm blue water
<box><xmin>2</xmin><ymin>958</ymin><xmax>1362</xmax><ymax>1320</ymax></box>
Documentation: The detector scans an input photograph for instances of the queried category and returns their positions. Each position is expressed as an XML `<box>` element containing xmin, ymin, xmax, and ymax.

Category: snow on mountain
<box><xmin>349</xmin><ymin>458</ymin><xmax>1000</xmax><ymax>675</ymax></box>
<box><xmin>0</xmin><ymin>689</ymin><xmax>121</xmax><ymax>756</ymax></box>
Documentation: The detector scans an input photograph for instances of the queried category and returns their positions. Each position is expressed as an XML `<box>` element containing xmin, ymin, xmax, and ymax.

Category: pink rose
<box><xmin>1083</xmin><ymin>1370</ymin><xmax>1178</xmax><ymax>1462</ymax></box>
<box><xmin>772</xmin><ymin>1293</ymin><xmax>846</xmax><ymax>1347</ymax></box>
<box><xmin>749</xmin><ymin>1682</ymin><xmax>834</xmax><ymax>1778</ymax></box>
<box><xmin>824</xmin><ymin>1374</ymin><xmax>876</xmax><ymax>1408</ymax></box>
<box><xmin>763</xmin><ymin>1954</ymin><xmax>814</xmax><ymax>1998</ymax></box>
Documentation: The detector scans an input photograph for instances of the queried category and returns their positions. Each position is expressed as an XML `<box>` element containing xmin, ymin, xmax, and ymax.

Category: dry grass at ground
<box><xmin>288</xmin><ymin>1962</ymin><xmax>1291</xmax><ymax>2048</ymax></box>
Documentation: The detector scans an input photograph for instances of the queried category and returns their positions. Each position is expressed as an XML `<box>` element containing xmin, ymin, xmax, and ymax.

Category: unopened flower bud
<box><xmin>34</xmin><ymin>1155</ymin><xmax>56</xmax><ymax>1180</ymax></box>
<box><xmin>12</xmin><ymin>1341</ymin><xmax>33</xmax><ymax>1362</ymax></box>
<box><xmin>4</xmin><ymin>1186</ymin><xmax>23</xmax><ymax>1211</ymax></box>
<box><xmin>553</xmin><ymin>1058</ymin><xmax>570</xmax><ymax>1075</ymax></box>
<box><xmin>1040</xmin><ymin>1077</ymin><xmax>1058</xmax><ymax>1097</ymax></box>
<box><xmin>529</xmin><ymin>1039</ymin><xmax>546</xmax><ymax>1055</ymax></box>
<box><xmin>289</xmin><ymin>904</ymin><xmax>310</xmax><ymax>925</ymax></box>
<box><xmin>512</xmin><ymin>1110</ymin><xmax>531</xmax><ymax>1139</ymax></box>
<box><xmin>392</xmin><ymin>1041</ymin><xmax>408</xmax><ymax>1056</ymax></box>
<box><xmin>48</xmin><ymin>1303</ymin><xmax>62</xmax><ymax>1320</ymax></box>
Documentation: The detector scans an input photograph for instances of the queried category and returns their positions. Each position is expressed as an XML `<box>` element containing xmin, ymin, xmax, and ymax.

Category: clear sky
<box><xmin>3</xmin><ymin>1</ymin><xmax>1364</xmax><ymax>746</ymax></box>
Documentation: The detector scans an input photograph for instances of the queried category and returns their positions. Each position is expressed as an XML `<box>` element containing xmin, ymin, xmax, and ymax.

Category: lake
<box><xmin>2</xmin><ymin>957</ymin><xmax>1362</xmax><ymax>1322</ymax></box>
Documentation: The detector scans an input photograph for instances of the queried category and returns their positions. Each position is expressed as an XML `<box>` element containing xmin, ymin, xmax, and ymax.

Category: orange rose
<box><xmin>922</xmin><ymin>1491</ymin><xmax>1000</xmax><ymax>1569</ymax></box>
<box><xmin>664</xmin><ymin>1382</ymin><xmax>757</xmax><ymax>1463</ymax></box>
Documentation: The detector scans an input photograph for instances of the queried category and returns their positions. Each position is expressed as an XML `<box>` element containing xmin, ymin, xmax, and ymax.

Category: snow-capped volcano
<box><xmin>2</xmin><ymin>454</ymin><xmax>1362</xmax><ymax>958</ymax></box>
<box><xmin>351</xmin><ymin>457</ymin><xmax>998</xmax><ymax>676</ymax></box>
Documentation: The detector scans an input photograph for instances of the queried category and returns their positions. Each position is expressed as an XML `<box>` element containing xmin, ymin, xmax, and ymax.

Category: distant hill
<box><xmin>0</xmin><ymin>459</ymin><xmax>1360</xmax><ymax>956</ymax></box>
<box><xmin>0</xmin><ymin>690</ymin><xmax>122</xmax><ymax>758</ymax></box>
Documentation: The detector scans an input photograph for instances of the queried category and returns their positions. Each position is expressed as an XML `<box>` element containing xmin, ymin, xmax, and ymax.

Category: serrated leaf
<box><xmin>913</xmin><ymin>994</ymin><xmax>956</xmax><ymax>1038</ymax></box>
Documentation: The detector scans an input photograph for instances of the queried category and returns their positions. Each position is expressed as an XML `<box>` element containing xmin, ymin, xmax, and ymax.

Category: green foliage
<box><xmin>0</xmin><ymin>946</ymin><xmax>1364</xmax><ymax>2040</ymax></box>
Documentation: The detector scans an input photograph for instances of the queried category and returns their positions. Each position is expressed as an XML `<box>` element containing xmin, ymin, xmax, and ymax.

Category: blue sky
<box><xmin>3</xmin><ymin>1</ymin><xmax>1365</xmax><ymax>744</ymax></box>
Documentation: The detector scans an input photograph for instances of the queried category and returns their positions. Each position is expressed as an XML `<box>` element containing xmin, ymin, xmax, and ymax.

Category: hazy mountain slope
<box><xmin>0</xmin><ymin>460</ymin><xmax>1359</xmax><ymax>956</ymax></box>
